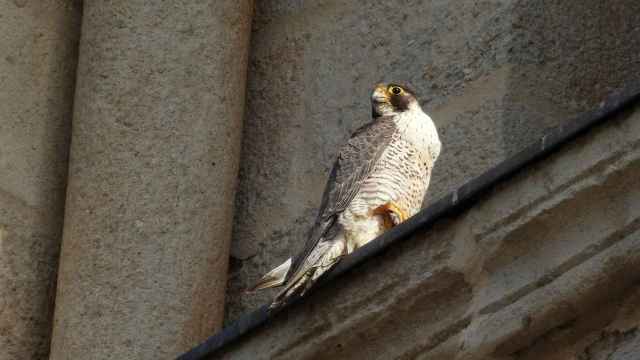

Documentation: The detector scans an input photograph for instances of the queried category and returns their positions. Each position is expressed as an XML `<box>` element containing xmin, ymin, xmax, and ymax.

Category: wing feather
<box><xmin>286</xmin><ymin>116</ymin><xmax>397</xmax><ymax>281</ymax></box>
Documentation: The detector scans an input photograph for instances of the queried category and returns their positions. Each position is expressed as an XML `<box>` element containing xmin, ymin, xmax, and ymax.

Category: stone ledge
<box><xmin>179</xmin><ymin>88</ymin><xmax>640</xmax><ymax>359</ymax></box>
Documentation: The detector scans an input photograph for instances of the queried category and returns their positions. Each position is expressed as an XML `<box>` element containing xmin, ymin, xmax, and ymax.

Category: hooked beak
<box><xmin>371</xmin><ymin>84</ymin><xmax>390</xmax><ymax>104</ymax></box>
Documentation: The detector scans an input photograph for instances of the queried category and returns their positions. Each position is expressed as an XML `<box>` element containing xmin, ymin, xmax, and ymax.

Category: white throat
<box><xmin>394</xmin><ymin>103</ymin><xmax>441</xmax><ymax>161</ymax></box>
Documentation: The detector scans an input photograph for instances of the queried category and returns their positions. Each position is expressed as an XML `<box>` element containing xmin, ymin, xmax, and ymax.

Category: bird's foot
<box><xmin>373</xmin><ymin>202</ymin><xmax>409</xmax><ymax>229</ymax></box>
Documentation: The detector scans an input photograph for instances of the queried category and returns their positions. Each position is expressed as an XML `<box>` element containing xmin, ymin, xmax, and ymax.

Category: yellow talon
<box><xmin>373</xmin><ymin>202</ymin><xmax>409</xmax><ymax>229</ymax></box>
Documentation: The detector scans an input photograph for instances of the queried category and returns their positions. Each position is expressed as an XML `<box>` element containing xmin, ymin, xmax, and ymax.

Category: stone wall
<box><xmin>226</xmin><ymin>0</ymin><xmax>640</xmax><ymax>321</ymax></box>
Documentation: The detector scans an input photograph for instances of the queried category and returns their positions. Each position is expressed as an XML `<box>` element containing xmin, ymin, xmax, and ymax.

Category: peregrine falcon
<box><xmin>250</xmin><ymin>83</ymin><xmax>441</xmax><ymax>308</ymax></box>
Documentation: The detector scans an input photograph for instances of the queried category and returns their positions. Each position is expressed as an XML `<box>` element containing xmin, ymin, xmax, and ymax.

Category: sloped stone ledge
<box><xmin>183</xmin><ymin>97</ymin><xmax>640</xmax><ymax>359</ymax></box>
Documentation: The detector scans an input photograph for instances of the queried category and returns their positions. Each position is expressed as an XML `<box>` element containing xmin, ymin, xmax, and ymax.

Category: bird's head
<box><xmin>371</xmin><ymin>83</ymin><xmax>419</xmax><ymax>118</ymax></box>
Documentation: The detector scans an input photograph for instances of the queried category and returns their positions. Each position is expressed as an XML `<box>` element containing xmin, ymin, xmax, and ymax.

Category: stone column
<box><xmin>49</xmin><ymin>1</ymin><xmax>253</xmax><ymax>359</ymax></box>
<box><xmin>0</xmin><ymin>1</ymin><xmax>81</xmax><ymax>359</ymax></box>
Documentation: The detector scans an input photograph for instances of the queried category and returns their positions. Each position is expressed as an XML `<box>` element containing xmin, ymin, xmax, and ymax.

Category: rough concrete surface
<box><xmin>0</xmin><ymin>1</ymin><xmax>81</xmax><ymax>359</ymax></box>
<box><xmin>48</xmin><ymin>1</ymin><xmax>253</xmax><ymax>359</ymax></box>
<box><xmin>227</xmin><ymin>0</ymin><xmax>640</xmax><ymax>321</ymax></box>
<box><xmin>214</xmin><ymin>95</ymin><xmax>640</xmax><ymax>358</ymax></box>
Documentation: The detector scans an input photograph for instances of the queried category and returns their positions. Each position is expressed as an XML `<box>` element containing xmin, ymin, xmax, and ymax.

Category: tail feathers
<box><xmin>246</xmin><ymin>258</ymin><xmax>292</xmax><ymax>293</ymax></box>
<box><xmin>270</xmin><ymin>239</ymin><xmax>345</xmax><ymax>309</ymax></box>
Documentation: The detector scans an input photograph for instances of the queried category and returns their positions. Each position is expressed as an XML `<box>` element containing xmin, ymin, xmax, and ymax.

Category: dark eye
<box><xmin>390</xmin><ymin>86</ymin><xmax>402</xmax><ymax>95</ymax></box>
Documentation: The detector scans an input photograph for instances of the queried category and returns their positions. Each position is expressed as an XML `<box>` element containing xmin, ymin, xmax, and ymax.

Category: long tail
<box><xmin>246</xmin><ymin>258</ymin><xmax>291</xmax><ymax>292</ymax></box>
<box><xmin>270</xmin><ymin>238</ymin><xmax>345</xmax><ymax>309</ymax></box>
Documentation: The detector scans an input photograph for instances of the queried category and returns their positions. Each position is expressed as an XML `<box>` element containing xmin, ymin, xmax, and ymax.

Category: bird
<box><xmin>249</xmin><ymin>83</ymin><xmax>441</xmax><ymax>309</ymax></box>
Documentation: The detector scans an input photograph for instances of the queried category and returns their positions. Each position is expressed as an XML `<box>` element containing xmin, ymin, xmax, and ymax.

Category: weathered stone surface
<box><xmin>49</xmin><ymin>1</ymin><xmax>253</xmax><ymax>359</ymax></box>
<box><xmin>227</xmin><ymin>0</ymin><xmax>640</xmax><ymax>320</ymax></box>
<box><xmin>516</xmin><ymin>287</ymin><xmax>640</xmax><ymax>360</ymax></box>
<box><xmin>0</xmin><ymin>1</ymin><xmax>81</xmax><ymax>359</ymax></box>
<box><xmin>214</xmin><ymin>102</ymin><xmax>640</xmax><ymax>358</ymax></box>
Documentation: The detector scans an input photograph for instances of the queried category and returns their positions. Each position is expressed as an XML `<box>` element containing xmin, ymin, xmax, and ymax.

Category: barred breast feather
<box><xmin>341</xmin><ymin>107</ymin><xmax>440</xmax><ymax>250</ymax></box>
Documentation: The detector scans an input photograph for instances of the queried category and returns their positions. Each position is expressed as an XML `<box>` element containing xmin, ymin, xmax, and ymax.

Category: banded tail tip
<box><xmin>245</xmin><ymin>258</ymin><xmax>292</xmax><ymax>293</ymax></box>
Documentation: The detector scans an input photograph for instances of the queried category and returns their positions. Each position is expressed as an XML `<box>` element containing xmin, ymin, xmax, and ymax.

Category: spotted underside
<box><xmin>341</xmin><ymin>124</ymin><xmax>433</xmax><ymax>250</ymax></box>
